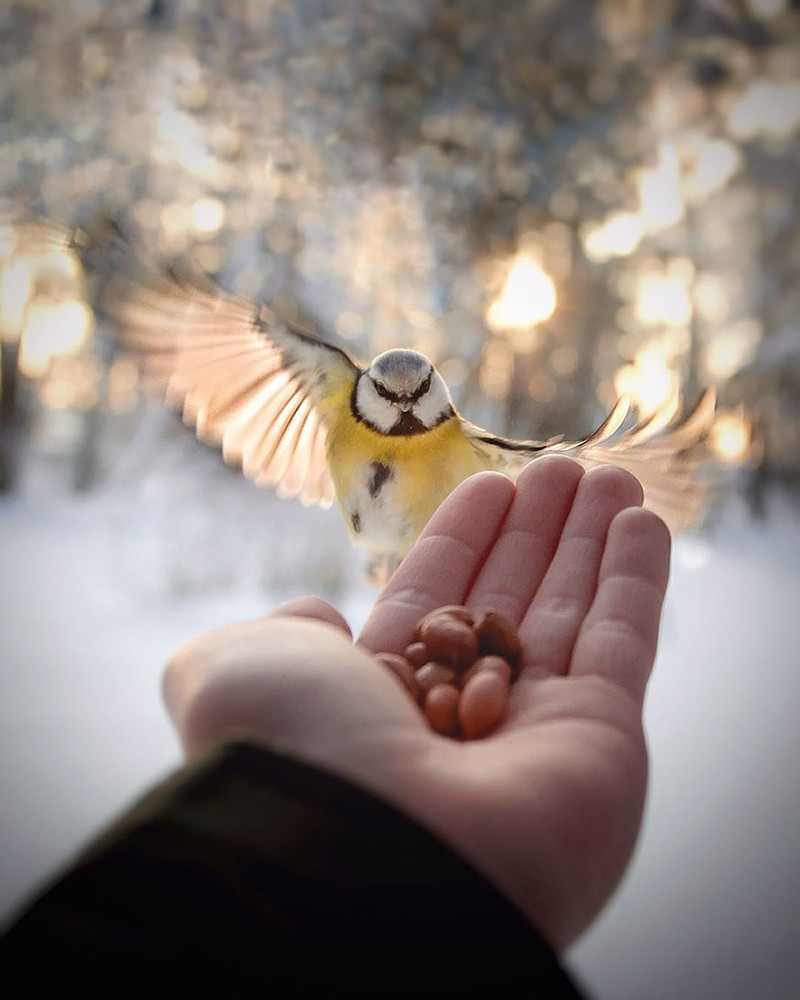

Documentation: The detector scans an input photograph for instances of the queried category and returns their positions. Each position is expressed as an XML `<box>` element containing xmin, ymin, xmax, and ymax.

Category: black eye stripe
<box><xmin>416</xmin><ymin>374</ymin><xmax>431</xmax><ymax>398</ymax></box>
<box><xmin>373</xmin><ymin>372</ymin><xmax>432</xmax><ymax>402</ymax></box>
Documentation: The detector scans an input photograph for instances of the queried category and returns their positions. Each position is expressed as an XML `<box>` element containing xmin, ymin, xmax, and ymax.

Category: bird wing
<box><xmin>1</xmin><ymin>206</ymin><xmax>359</xmax><ymax>508</ymax></box>
<box><xmin>108</xmin><ymin>262</ymin><xmax>361</xmax><ymax>508</ymax></box>
<box><xmin>1</xmin><ymin>208</ymin><xmax>74</xmax><ymax>256</ymax></box>
<box><xmin>465</xmin><ymin>389</ymin><xmax>717</xmax><ymax>532</ymax></box>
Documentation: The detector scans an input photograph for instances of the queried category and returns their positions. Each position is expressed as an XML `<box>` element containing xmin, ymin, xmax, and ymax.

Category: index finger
<box><xmin>358</xmin><ymin>472</ymin><xmax>515</xmax><ymax>654</ymax></box>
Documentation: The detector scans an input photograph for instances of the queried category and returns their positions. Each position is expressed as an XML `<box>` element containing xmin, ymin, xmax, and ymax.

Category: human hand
<box><xmin>163</xmin><ymin>456</ymin><xmax>670</xmax><ymax>948</ymax></box>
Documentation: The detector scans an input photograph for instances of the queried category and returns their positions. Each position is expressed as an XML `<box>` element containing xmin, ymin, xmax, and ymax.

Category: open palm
<box><xmin>165</xmin><ymin>456</ymin><xmax>670</xmax><ymax>947</ymax></box>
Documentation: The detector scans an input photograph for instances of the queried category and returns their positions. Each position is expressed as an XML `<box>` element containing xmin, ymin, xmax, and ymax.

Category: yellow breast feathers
<box><xmin>321</xmin><ymin>384</ymin><xmax>485</xmax><ymax>555</ymax></box>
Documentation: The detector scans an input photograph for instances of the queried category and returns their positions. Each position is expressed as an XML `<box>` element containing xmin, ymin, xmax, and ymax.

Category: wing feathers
<box><xmin>107</xmin><ymin>262</ymin><xmax>360</xmax><ymax>507</ymax></box>
<box><xmin>470</xmin><ymin>390</ymin><xmax>717</xmax><ymax>533</ymax></box>
<box><xmin>565</xmin><ymin>390</ymin><xmax>717</xmax><ymax>531</ymax></box>
<box><xmin>274</xmin><ymin>398</ymin><xmax>316</xmax><ymax>498</ymax></box>
<box><xmin>574</xmin><ymin>395</ymin><xmax>631</xmax><ymax>447</ymax></box>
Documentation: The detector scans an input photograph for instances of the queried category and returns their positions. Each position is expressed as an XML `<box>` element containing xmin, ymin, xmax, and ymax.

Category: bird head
<box><xmin>354</xmin><ymin>349</ymin><xmax>453</xmax><ymax>435</ymax></box>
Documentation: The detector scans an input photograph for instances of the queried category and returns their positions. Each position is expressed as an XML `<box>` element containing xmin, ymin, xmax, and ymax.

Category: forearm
<box><xmin>2</xmin><ymin>741</ymin><xmax>585</xmax><ymax>996</ymax></box>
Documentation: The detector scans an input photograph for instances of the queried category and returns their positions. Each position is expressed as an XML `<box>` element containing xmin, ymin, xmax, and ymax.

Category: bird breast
<box><xmin>326</xmin><ymin>407</ymin><xmax>487</xmax><ymax>555</ymax></box>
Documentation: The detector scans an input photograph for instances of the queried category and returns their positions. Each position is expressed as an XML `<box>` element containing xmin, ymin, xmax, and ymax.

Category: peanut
<box><xmin>419</xmin><ymin>617</ymin><xmax>478</xmax><ymax>672</ymax></box>
<box><xmin>424</xmin><ymin>684</ymin><xmax>460</xmax><ymax>737</ymax></box>
<box><xmin>403</xmin><ymin>641</ymin><xmax>430</xmax><ymax>669</ymax></box>
<box><xmin>374</xmin><ymin>652</ymin><xmax>418</xmax><ymax>698</ymax></box>
<box><xmin>375</xmin><ymin>605</ymin><xmax>522</xmax><ymax>741</ymax></box>
<box><xmin>476</xmin><ymin>611</ymin><xmax>522</xmax><ymax>673</ymax></box>
<box><xmin>461</xmin><ymin>655</ymin><xmax>512</xmax><ymax>688</ymax></box>
<box><xmin>415</xmin><ymin>661</ymin><xmax>456</xmax><ymax>695</ymax></box>
<box><xmin>412</xmin><ymin>604</ymin><xmax>476</xmax><ymax>641</ymax></box>
<box><xmin>458</xmin><ymin>669</ymin><xmax>510</xmax><ymax>739</ymax></box>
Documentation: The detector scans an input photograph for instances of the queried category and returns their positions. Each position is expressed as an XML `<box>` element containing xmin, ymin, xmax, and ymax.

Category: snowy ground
<box><xmin>1</xmin><ymin>470</ymin><xmax>799</xmax><ymax>999</ymax></box>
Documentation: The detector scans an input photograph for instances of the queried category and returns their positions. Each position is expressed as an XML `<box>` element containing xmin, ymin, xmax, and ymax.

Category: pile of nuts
<box><xmin>375</xmin><ymin>605</ymin><xmax>521</xmax><ymax>739</ymax></box>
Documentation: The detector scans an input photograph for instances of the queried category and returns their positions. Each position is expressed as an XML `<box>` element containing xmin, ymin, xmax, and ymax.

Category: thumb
<box><xmin>267</xmin><ymin>595</ymin><xmax>353</xmax><ymax>639</ymax></box>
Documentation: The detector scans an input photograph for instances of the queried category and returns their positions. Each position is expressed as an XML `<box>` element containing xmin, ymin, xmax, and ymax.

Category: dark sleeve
<box><xmin>2</xmin><ymin>741</ymin><xmax>587</xmax><ymax>997</ymax></box>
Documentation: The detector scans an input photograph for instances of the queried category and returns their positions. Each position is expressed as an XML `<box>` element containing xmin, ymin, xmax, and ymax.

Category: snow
<box><xmin>570</xmin><ymin>493</ymin><xmax>800</xmax><ymax>999</ymax></box>
<box><xmin>1</xmin><ymin>468</ymin><xmax>799</xmax><ymax>999</ymax></box>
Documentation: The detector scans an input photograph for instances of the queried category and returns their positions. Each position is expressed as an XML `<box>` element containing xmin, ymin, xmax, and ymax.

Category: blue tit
<box><xmin>111</xmin><ymin>264</ymin><xmax>716</xmax><ymax>581</ymax></box>
<box><xmin>1</xmin><ymin>207</ymin><xmax>715</xmax><ymax>581</ymax></box>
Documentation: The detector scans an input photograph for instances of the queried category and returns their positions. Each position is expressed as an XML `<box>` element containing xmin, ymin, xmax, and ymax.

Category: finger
<box><xmin>267</xmin><ymin>595</ymin><xmax>352</xmax><ymax>638</ymax></box>
<box><xmin>466</xmin><ymin>456</ymin><xmax>584</xmax><ymax>625</ymax></box>
<box><xmin>517</xmin><ymin>465</ymin><xmax>644</xmax><ymax>679</ymax></box>
<box><xmin>163</xmin><ymin>616</ymin><xmax>423</xmax><ymax>758</ymax></box>
<box><xmin>569</xmin><ymin>506</ymin><xmax>671</xmax><ymax>703</ymax></box>
<box><xmin>358</xmin><ymin>471</ymin><xmax>515</xmax><ymax>654</ymax></box>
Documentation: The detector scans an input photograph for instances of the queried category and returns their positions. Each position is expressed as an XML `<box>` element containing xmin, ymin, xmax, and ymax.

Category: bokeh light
<box><xmin>0</xmin><ymin>0</ymin><xmax>797</xmax><ymax>511</ymax></box>
<box><xmin>486</xmin><ymin>254</ymin><xmax>557</xmax><ymax>332</ymax></box>
<box><xmin>19</xmin><ymin>299</ymin><xmax>94</xmax><ymax>378</ymax></box>
<box><xmin>709</xmin><ymin>409</ymin><xmax>752</xmax><ymax>462</ymax></box>
<box><xmin>614</xmin><ymin>345</ymin><xmax>680</xmax><ymax>416</ymax></box>
<box><xmin>1</xmin><ymin>10</ymin><xmax>800</xmax><ymax>998</ymax></box>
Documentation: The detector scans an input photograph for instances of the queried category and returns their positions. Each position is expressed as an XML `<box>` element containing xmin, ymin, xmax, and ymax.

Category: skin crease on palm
<box><xmin>163</xmin><ymin>455</ymin><xmax>671</xmax><ymax>949</ymax></box>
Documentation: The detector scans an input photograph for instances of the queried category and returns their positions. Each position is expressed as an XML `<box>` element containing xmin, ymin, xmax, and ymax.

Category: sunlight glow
<box><xmin>693</xmin><ymin>272</ymin><xmax>730</xmax><ymax>324</ymax></box>
<box><xmin>18</xmin><ymin>299</ymin><xmax>94</xmax><ymax>377</ymax></box>
<box><xmin>191</xmin><ymin>196</ymin><xmax>226</xmax><ymax>235</ymax></box>
<box><xmin>727</xmin><ymin>79</ymin><xmax>800</xmax><ymax>141</ymax></box>
<box><xmin>582</xmin><ymin>211</ymin><xmax>644</xmax><ymax>262</ymax></box>
<box><xmin>684</xmin><ymin>137</ymin><xmax>741</xmax><ymax>201</ymax></box>
<box><xmin>635</xmin><ymin>273</ymin><xmax>693</xmax><ymax>327</ymax></box>
<box><xmin>614</xmin><ymin>345</ymin><xmax>679</xmax><ymax>415</ymax></box>
<box><xmin>636</xmin><ymin>142</ymin><xmax>684</xmax><ymax>232</ymax></box>
<box><xmin>486</xmin><ymin>254</ymin><xmax>557</xmax><ymax>332</ymax></box>
<box><xmin>709</xmin><ymin>411</ymin><xmax>751</xmax><ymax>463</ymax></box>
<box><xmin>0</xmin><ymin>255</ymin><xmax>34</xmax><ymax>341</ymax></box>
<box><xmin>152</xmin><ymin>100</ymin><xmax>211</xmax><ymax>172</ymax></box>
<box><xmin>704</xmin><ymin>319</ymin><xmax>762</xmax><ymax>379</ymax></box>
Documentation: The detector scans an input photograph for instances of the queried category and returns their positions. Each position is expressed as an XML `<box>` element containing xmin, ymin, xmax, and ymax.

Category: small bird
<box><xmin>0</xmin><ymin>207</ymin><xmax>716</xmax><ymax>581</ymax></box>
<box><xmin>108</xmin><ymin>261</ymin><xmax>716</xmax><ymax>581</ymax></box>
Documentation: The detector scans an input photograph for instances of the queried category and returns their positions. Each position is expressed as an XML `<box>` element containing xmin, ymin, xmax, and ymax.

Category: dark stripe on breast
<box><xmin>368</xmin><ymin>461</ymin><xmax>393</xmax><ymax>498</ymax></box>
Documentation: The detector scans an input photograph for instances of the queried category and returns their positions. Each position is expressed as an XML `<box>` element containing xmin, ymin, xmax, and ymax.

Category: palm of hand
<box><xmin>165</xmin><ymin>457</ymin><xmax>670</xmax><ymax>947</ymax></box>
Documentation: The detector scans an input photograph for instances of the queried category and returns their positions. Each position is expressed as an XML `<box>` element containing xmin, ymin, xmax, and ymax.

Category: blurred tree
<box><xmin>0</xmin><ymin>0</ymin><xmax>798</xmax><ymax>509</ymax></box>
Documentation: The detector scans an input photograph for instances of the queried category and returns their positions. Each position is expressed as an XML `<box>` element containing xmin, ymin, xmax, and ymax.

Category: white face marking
<box><xmin>354</xmin><ymin>349</ymin><xmax>453</xmax><ymax>434</ymax></box>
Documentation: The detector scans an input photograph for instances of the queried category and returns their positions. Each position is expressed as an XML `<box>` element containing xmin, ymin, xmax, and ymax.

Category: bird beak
<box><xmin>397</xmin><ymin>395</ymin><xmax>414</xmax><ymax>411</ymax></box>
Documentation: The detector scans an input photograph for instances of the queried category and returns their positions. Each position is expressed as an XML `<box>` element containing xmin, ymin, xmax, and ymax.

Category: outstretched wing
<box><xmin>1</xmin><ymin>206</ymin><xmax>75</xmax><ymax>256</ymax></box>
<box><xmin>466</xmin><ymin>390</ymin><xmax>717</xmax><ymax>532</ymax></box>
<box><xmin>1</xmin><ymin>204</ymin><xmax>361</xmax><ymax>507</ymax></box>
<box><xmin>108</xmin><ymin>261</ymin><xmax>361</xmax><ymax>508</ymax></box>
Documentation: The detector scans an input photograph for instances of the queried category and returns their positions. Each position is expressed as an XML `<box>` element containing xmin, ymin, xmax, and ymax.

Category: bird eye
<box><xmin>375</xmin><ymin>382</ymin><xmax>392</xmax><ymax>400</ymax></box>
<box><xmin>410</xmin><ymin>374</ymin><xmax>431</xmax><ymax>401</ymax></box>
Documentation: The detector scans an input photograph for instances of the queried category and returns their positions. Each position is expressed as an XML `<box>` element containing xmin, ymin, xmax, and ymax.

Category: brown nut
<box><xmin>412</xmin><ymin>605</ymin><xmax>476</xmax><ymax>641</ymax></box>
<box><xmin>375</xmin><ymin>652</ymin><xmax>418</xmax><ymax>699</ymax></box>
<box><xmin>403</xmin><ymin>641</ymin><xmax>430</xmax><ymax>669</ymax></box>
<box><xmin>419</xmin><ymin>617</ymin><xmax>479</xmax><ymax>672</ymax></box>
<box><xmin>415</xmin><ymin>661</ymin><xmax>456</xmax><ymax>696</ymax></box>
<box><xmin>458</xmin><ymin>669</ymin><xmax>510</xmax><ymax>740</ymax></box>
<box><xmin>476</xmin><ymin>612</ymin><xmax>522</xmax><ymax>673</ymax></box>
<box><xmin>461</xmin><ymin>655</ymin><xmax>512</xmax><ymax>688</ymax></box>
<box><xmin>424</xmin><ymin>683</ymin><xmax>460</xmax><ymax>738</ymax></box>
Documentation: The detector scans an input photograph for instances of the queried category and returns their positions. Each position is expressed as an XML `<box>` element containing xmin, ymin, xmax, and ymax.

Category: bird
<box><xmin>106</xmin><ymin>258</ymin><xmax>716</xmax><ymax>582</ymax></box>
<box><xmin>1</xmin><ymin>207</ymin><xmax>717</xmax><ymax>582</ymax></box>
